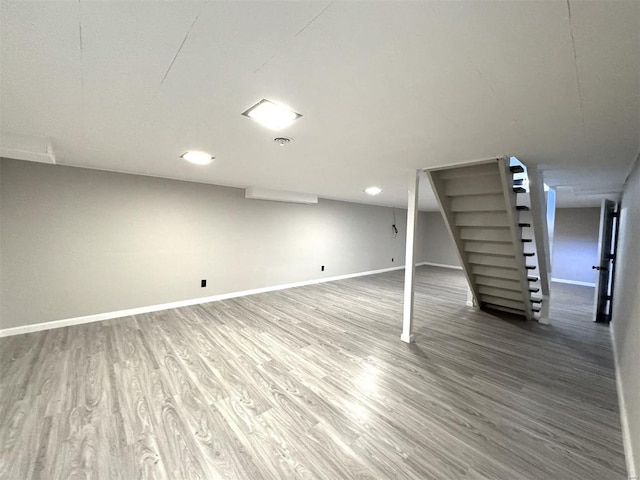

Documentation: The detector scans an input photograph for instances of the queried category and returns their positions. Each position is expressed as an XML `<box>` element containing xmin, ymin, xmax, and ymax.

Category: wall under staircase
<box><xmin>426</xmin><ymin>157</ymin><xmax>544</xmax><ymax>321</ymax></box>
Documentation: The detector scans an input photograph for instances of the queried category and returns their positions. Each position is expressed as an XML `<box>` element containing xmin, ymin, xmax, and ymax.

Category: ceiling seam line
<box><xmin>566</xmin><ymin>0</ymin><xmax>590</xmax><ymax>159</ymax></box>
<box><xmin>295</xmin><ymin>0</ymin><xmax>335</xmax><ymax>37</ymax></box>
<box><xmin>160</xmin><ymin>10</ymin><xmax>201</xmax><ymax>86</ymax></box>
<box><xmin>470</xmin><ymin>64</ymin><xmax>536</xmax><ymax>154</ymax></box>
<box><xmin>254</xmin><ymin>54</ymin><xmax>276</xmax><ymax>74</ymax></box>
<box><xmin>254</xmin><ymin>1</ymin><xmax>335</xmax><ymax>74</ymax></box>
<box><xmin>429</xmin><ymin>0</ymin><xmax>535</xmax><ymax>154</ymax></box>
<box><xmin>78</xmin><ymin>0</ymin><xmax>86</xmax><ymax>151</ymax></box>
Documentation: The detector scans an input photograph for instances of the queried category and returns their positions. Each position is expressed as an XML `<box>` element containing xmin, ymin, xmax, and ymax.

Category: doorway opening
<box><xmin>593</xmin><ymin>199</ymin><xmax>620</xmax><ymax>323</ymax></box>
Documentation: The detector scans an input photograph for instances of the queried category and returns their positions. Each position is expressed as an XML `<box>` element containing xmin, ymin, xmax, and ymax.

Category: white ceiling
<box><xmin>1</xmin><ymin>1</ymin><xmax>638</xmax><ymax>210</ymax></box>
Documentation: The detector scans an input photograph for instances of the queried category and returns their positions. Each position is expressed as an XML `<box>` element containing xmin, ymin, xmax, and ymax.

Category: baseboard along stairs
<box><xmin>425</xmin><ymin>157</ymin><xmax>545</xmax><ymax>321</ymax></box>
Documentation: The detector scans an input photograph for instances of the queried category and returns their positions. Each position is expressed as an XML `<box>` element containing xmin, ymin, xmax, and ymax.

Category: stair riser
<box><xmin>480</xmin><ymin>294</ymin><xmax>527</xmax><ymax>311</ymax></box>
<box><xmin>460</xmin><ymin>228</ymin><xmax>512</xmax><ymax>243</ymax></box>
<box><xmin>478</xmin><ymin>286</ymin><xmax>525</xmax><ymax>302</ymax></box>
<box><xmin>450</xmin><ymin>194</ymin><xmax>506</xmax><ymax>212</ymax></box>
<box><xmin>444</xmin><ymin>175</ymin><xmax>503</xmax><ymax>196</ymax></box>
<box><xmin>455</xmin><ymin>211</ymin><xmax>510</xmax><ymax>227</ymax></box>
<box><xmin>467</xmin><ymin>254</ymin><xmax>518</xmax><ymax>269</ymax></box>
<box><xmin>471</xmin><ymin>265</ymin><xmax>520</xmax><ymax>280</ymax></box>
<box><xmin>475</xmin><ymin>276</ymin><xmax>522</xmax><ymax>291</ymax></box>
<box><xmin>464</xmin><ymin>241</ymin><xmax>516</xmax><ymax>256</ymax></box>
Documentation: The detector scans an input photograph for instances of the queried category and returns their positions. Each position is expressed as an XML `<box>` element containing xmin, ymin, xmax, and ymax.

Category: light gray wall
<box><xmin>551</xmin><ymin>207</ymin><xmax>600</xmax><ymax>284</ymax></box>
<box><xmin>0</xmin><ymin>158</ymin><xmax>412</xmax><ymax>329</ymax></box>
<box><xmin>612</xmin><ymin>158</ymin><xmax>640</xmax><ymax>478</ymax></box>
<box><xmin>416</xmin><ymin>211</ymin><xmax>460</xmax><ymax>268</ymax></box>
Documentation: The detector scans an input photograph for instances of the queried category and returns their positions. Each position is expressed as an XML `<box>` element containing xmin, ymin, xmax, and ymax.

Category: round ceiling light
<box><xmin>180</xmin><ymin>150</ymin><xmax>214</xmax><ymax>165</ymax></box>
<box><xmin>273</xmin><ymin>137</ymin><xmax>293</xmax><ymax>146</ymax></box>
<box><xmin>364</xmin><ymin>186</ymin><xmax>382</xmax><ymax>196</ymax></box>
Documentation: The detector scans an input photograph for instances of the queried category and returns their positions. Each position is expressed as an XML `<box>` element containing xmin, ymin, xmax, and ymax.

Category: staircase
<box><xmin>425</xmin><ymin>157</ymin><xmax>544</xmax><ymax>320</ymax></box>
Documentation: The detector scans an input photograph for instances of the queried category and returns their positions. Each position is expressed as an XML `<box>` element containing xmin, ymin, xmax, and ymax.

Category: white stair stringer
<box><xmin>425</xmin><ymin>157</ymin><xmax>538</xmax><ymax>320</ymax></box>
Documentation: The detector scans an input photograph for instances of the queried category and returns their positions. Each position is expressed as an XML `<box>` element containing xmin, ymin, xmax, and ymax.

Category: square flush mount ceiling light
<box><xmin>242</xmin><ymin>99</ymin><xmax>302</xmax><ymax>130</ymax></box>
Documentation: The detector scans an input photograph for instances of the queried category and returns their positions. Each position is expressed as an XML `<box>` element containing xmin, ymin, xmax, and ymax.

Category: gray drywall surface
<box><xmin>417</xmin><ymin>211</ymin><xmax>460</xmax><ymax>268</ymax></box>
<box><xmin>611</xmin><ymin>159</ymin><xmax>640</xmax><ymax>478</ymax></box>
<box><xmin>0</xmin><ymin>158</ymin><xmax>415</xmax><ymax>328</ymax></box>
<box><xmin>551</xmin><ymin>207</ymin><xmax>600</xmax><ymax>283</ymax></box>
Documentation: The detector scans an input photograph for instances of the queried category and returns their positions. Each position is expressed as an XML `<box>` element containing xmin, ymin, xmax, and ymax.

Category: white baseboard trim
<box><xmin>0</xmin><ymin>265</ymin><xmax>406</xmax><ymax>338</ymax></box>
<box><xmin>611</xmin><ymin>326</ymin><xmax>638</xmax><ymax>480</ymax></box>
<box><xmin>417</xmin><ymin>261</ymin><xmax>463</xmax><ymax>270</ymax></box>
<box><xmin>551</xmin><ymin>277</ymin><xmax>596</xmax><ymax>287</ymax></box>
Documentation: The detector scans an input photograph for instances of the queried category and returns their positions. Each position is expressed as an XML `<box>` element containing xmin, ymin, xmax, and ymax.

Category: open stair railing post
<box><xmin>498</xmin><ymin>158</ymin><xmax>534</xmax><ymax>320</ymax></box>
<box><xmin>527</xmin><ymin>166</ymin><xmax>553</xmax><ymax>324</ymax></box>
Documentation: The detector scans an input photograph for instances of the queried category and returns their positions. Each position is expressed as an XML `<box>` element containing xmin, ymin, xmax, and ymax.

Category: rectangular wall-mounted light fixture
<box><xmin>245</xmin><ymin>187</ymin><xmax>318</xmax><ymax>204</ymax></box>
<box><xmin>0</xmin><ymin>133</ymin><xmax>56</xmax><ymax>164</ymax></box>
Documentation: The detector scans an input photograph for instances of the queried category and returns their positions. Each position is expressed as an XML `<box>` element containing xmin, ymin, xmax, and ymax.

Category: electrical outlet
<box><xmin>201</xmin><ymin>279</ymin><xmax>207</xmax><ymax>288</ymax></box>
<box><xmin>321</xmin><ymin>265</ymin><xmax>325</xmax><ymax>271</ymax></box>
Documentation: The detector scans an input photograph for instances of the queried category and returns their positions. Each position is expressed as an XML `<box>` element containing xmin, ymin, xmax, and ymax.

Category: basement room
<box><xmin>1</xmin><ymin>1</ymin><xmax>639</xmax><ymax>479</ymax></box>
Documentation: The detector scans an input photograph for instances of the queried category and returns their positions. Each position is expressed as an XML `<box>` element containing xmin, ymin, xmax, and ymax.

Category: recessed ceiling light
<box><xmin>364</xmin><ymin>186</ymin><xmax>382</xmax><ymax>196</ymax></box>
<box><xmin>180</xmin><ymin>151</ymin><xmax>214</xmax><ymax>165</ymax></box>
<box><xmin>242</xmin><ymin>99</ymin><xmax>302</xmax><ymax>130</ymax></box>
<box><xmin>273</xmin><ymin>137</ymin><xmax>293</xmax><ymax>146</ymax></box>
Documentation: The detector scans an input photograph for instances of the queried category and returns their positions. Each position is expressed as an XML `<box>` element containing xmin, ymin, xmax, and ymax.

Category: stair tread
<box><xmin>469</xmin><ymin>264</ymin><xmax>517</xmax><ymax>270</ymax></box>
<box><xmin>478</xmin><ymin>287</ymin><xmax>525</xmax><ymax>302</ymax></box>
<box><xmin>521</xmin><ymin>239</ymin><xmax>533</xmax><ymax>243</ymax></box>
<box><xmin>518</xmin><ymin>223</ymin><xmax>531</xmax><ymax>227</ymax></box>
<box><xmin>463</xmin><ymin>241</ymin><xmax>516</xmax><ymax>257</ymax></box>
<box><xmin>460</xmin><ymin>227</ymin><xmax>513</xmax><ymax>242</ymax></box>
<box><xmin>513</xmin><ymin>187</ymin><xmax>527</xmax><ymax>193</ymax></box>
<box><xmin>480</xmin><ymin>294</ymin><xmax>527</xmax><ymax>307</ymax></box>
<box><xmin>482</xmin><ymin>303</ymin><xmax>528</xmax><ymax>318</ymax></box>
<box><xmin>528</xmin><ymin>276</ymin><xmax>539</xmax><ymax>281</ymax></box>
<box><xmin>510</xmin><ymin>165</ymin><xmax>525</xmax><ymax>173</ymax></box>
<box><xmin>484</xmin><ymin>304</ymin><xmax>526</xmax><ymax>313</ymax></box>
<box><xmin>457</xmin><ymin>225</ymin><xmax>511</xmax><ymax>229</ymax></box>
<box><xmin>474</xmin><ymin>276</ymin><xmax>522</xmax><ymax>291</ymax></box>
<box><xmin>523</xmin><ymin>252</ymin><xmax>535</xmax><ymax>257</ymax></box>
<box><xmin>455</xmin><ymin>211</ymin><xmax>511</xmax><ymax>228</ymax></box>
<box><xmin>516</xmin><ymin>205</ymin><xmax>530</xmax><ymax>211</ymax></box>
<box><xmin>465</xmin><ymin>251</ymin><xmax>516</xmax><ymax>258</ymax></box>
<box><xmin>472</xmin><ymin>265</ymin><xmax>520</xmax><ymax>280</ymax></box>
<box><xmin>525</xmin><ymin>265</ymin><xmax>536</xmax><ymax>270</ymax></box>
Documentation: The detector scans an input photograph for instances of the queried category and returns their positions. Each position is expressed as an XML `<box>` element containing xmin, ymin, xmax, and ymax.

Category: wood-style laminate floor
<box><xmin>0</xmin><ymin>266</ymin><xmax>627</xmax><ymax>479</ymax></box>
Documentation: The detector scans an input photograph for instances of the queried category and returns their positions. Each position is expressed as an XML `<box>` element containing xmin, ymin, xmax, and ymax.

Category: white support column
<box><xmin>401</xmin><ymin>170</ymin><xmax>420</xmax><ymax>344</ymax></box>
<box><xmin>539</xmin><ymin>294</ymin><xmax>550</xmax><ymax>325</ymax></box>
